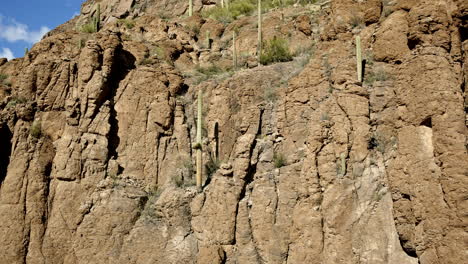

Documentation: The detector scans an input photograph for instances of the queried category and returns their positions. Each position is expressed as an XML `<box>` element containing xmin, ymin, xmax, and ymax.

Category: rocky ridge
<box><xmin>0</xmin><ymin>0</ymin><xmax>467</xmax><ymax>263</ymax></box>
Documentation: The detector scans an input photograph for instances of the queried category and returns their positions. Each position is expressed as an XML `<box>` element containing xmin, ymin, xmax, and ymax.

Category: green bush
<box><xmin>260</xmin><ymin>37</ymin><xmax>293</xmax><ymax>65</ymax></box>
<box><xmin>0</xmin><ymin>73</ymin><xmax>7</xmax><ymax>82</ymax></box>
<box><xmin>0</xmin><ymin>73</ymin><xmax>11</xmax><ymax>87</ymax></box>
<box><xmin>30</xmin><ymin>121</ymin><xmax>42</xmax><ymax>139</ymax></box>
<box><xmin>80</xmin><ymin>23</ymin><xmax>96</xmax><ymax>33</ymax></box>
<box><xmin>203</xmin><ymin>0</ymin><xmax>256</xmax><ymax>23</ymax></box>
<box><xmin>273</xmin><ymin>152</ymin><xmax>286</xmax><ymax>168</ymax></box>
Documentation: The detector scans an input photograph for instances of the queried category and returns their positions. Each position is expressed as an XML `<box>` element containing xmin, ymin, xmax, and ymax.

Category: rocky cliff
<box><xmin>0</xmin><ymin>0</ymin><xmax>467</xmax><ymax>263</ymax></box>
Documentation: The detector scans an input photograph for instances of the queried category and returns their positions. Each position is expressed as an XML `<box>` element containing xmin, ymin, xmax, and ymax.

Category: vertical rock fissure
<box><xmin>233</xmin><ymin>109</ymin><xmax>264</xmax><ymax>248</ymax></box>
<box><xmin>106</xmin><ymin>46</ymin><xmax>135</xmax><ymax>160</ymax></box>
<box><xmin>0</xmin><ymin>124</ymin><xmax>12</xmax><ymax>187</ymax></box>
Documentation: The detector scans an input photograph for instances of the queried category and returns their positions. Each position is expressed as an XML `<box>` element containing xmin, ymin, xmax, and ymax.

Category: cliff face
<box><xmin>0</xmin><ymin>0</ymin><xmax>466</xmax><ymax>263</ymax></box>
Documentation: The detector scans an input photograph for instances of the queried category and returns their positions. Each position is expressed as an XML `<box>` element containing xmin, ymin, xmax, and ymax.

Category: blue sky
<box><xmin>0</xmin><ymin>0</ymin><xmax>84</xmax><ymax>60</ymax></box>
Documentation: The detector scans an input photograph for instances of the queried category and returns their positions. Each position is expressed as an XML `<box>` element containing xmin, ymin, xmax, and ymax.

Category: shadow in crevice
<box><xmin>104</xmin><ymin>46</ymin><xmax>136</xmax><ymax>160</ymax></box>
<box><xmin>420</xmin><ymin>117</ymin><xmax>432</xmax><ymax>128</ymax></box>
<box><xmin>407</xmin><ymin>37</ymin><xmax>421</xmax><ymax>50</ymax></box>
<box><xmin>0</xmin><ymin>124</ymin><xmax>13</xmax><ymax>187</ymax></box>
<box><xmin>399</xmin><ymin>237</ymin><xmax>418</xmax><ymax>258</ymax></box>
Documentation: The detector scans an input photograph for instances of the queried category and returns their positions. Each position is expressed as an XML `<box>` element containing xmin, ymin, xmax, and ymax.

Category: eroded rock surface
<box><xmin>0</xmin><ymin>0</ymin><xmax>466</xmax><ymax>263</ymax></box>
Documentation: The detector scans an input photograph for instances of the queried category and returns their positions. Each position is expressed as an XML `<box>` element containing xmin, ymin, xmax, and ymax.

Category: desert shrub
<box><xmin>205</xmin><ymin>157</ymin><xmax>220</xmax><ymax>179</ymax></box>
<box><xmin>173</xmin><ymin>158</ymin><xmax>196</xmax><ymax>188</ymax></box>
<box><xmin>260</xmin><ymin>37</ymin><xmax>293</xmax><ymax>65</ymax></box>
<box><xmin>6</xmin><ymin>97</ymin><xmax>27</xmax><ymax>108</ymax></box>
<box><xmin>230</xmin><ymin>0</ymin><xmax>256</xmax><ymax>17</ymax></box>
<box><xmin>80</xmin><ymin>23</ymin><xmax>96</xmax><ymax>33</ymax></box>
<box><xmin>263</xmin><ymin>81</ymin><xmax>278</xmax><ymax>102</ymax></box>
<box><xmin>139</xmin><ymin>57</ymin><xmax>153</xmax><ymax>65</ymax></box>
<box><xmin>140</xmin><ymin>186</ymin><xmax>163</xmax><ymax>222</ymax></box>
<box><xmin>196</xmin><ymin>65</ymin><xmax>224</xmax><ymax>76</ymax></box>
<box><xmin>273</xmin><ymin>152</ymin><xmax>286</xmax><ymax>168</ymax></box>
<box><xmin>364</xmin><ymin>68</ymin><xmax>391</xmax><ymax>85</ymax></box>
<box><xmin>368</xmin><ymin>132</ymin><xmax>396</xmax><ymax>153</ymax></box>
<box><xmin>117</xmin><ymin>19</ymin><xmax>135</xmax><ymax>29</ymax></box>
<box><xmin>349</xmin><ymin>13</ymin><xmax>364</xmax><ymax>28</ymax></box>
<box><xmin>30</xmin><ymin>121</ymin><xmax>42</xmax><ymax>138</ymax></box>
<box><xmin>0</xmin><ymin>73</ymin><xmax>7</xmax><ymax>82</ymax></box>
<box><xmin>203</xmin><ymin>0</ymin><xmax>256</xmax><ymax>23</ymax></box>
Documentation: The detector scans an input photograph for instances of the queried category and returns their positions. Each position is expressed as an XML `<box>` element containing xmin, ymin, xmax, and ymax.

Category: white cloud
<box><xmin>0</xmin><ymin>47</ymin><xmax>14</xmax><ymax>60</ymax></box>
<box><xmin>0</xmin><ymin>15</ymin><xmax>50</xmax><ymax>44</ymax></box>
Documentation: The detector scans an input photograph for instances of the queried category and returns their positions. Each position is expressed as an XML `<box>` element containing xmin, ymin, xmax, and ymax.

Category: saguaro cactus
<box><xmin>94</xmin><ymin>4</ymin><xmax>101</xmax><ymax>32</ymax></box>
<box><xmin>196</xmin><ymin>89</ymin><xmax>203</xmax><ymax>191</ymax></box>
<box><xmin>189</xmin><ymin>0</ymin><xmax>193</xmax><ymax>16</ymax></box>
<box><xmin>257</xmin><ymin>0</ymin><xmax>262</xmax><ymax>65</ymax></box>
<box><xmin>356</xmin><ymin>35</ymin><xmax>362</xmax><ymax>82</ymax></box>
<box><xmin>233</xmin><ymin>31</ymin><xmax>237</xmax><ymax>69</ymax></box>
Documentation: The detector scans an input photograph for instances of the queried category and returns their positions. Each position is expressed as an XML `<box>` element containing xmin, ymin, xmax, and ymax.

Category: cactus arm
<box><xmin>189</xmin><ymin>0</ymin><xmax>193</xmax><ymax>16</ymax></box>
<box><xmin>233</xmin><ymin>31</ymin><xmax>237</xmax><ymax>69</ymax></box>
<box><xmin>257</xmin><ymin>0</ymin><xmax>262</xmax><ymax>65</ymax></box>
<box><xmin>196</xmin><ymin>89</ymin><xmax>203</xmax><ymax>191</ymax></box>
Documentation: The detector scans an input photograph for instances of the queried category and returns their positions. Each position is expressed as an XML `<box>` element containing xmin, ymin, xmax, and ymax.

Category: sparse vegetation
<box><xmin>117</xmin><ymin>18</ymin><xmax>135</xmax><ymax>29</ymax></box>
<box><xmin>349</xmin><ymin>13</ymin><xmax>365</xmax><ymax>28</ymax></box>
<box><xmin>77</xmin><ymin>38</ymin><xmax>85</xmax><ymax>49</ymax></box>
<box><xmin>30</xmin><ymin>121</ymin><xmax>42</xmax><ymax>139</ymax></box>
<box><xmin>294</xmin><ymin>43</ymin><xmax>314</xmax><ymax>67</ymax></box>
<box><xmin>368</xmin><ymin>132</ymin><xmax>396</xmax><ymax>154</ymax></box>
<box><xmin>205</xmin><ymin>157</ymin><xmax>220</xmax><ymax>179</ymax></box>
<box><xmin>273</xmin><ymin>152</ymin><xmax>286</xmax><ymax>168</ymax></box>
<box><xmin>263</xmin><ymin>82</ymin><xmax>278</xmax><ymax>102</ymax></box>
<box><xmin>79</xmin><ymin>4</ymin><xmax>100</xmax><ymax>33</ymax></box>
<box><xmin>173</xmin><ymin>158</ymin><xmax>196</xmax><ymax>188</ymax></box>
<box><xmin>80</xmin><ymin>23</ymin><xmax>97</xmax><ymax>33</ymax></box>
<box><xmin>203</xmin><ymin>0</ymin><xmax>256</xmax><ymax>23</ymax></box>
<box><xmin>0</xmin><ymin>73</ymin><xmax>9</xmax><ymax>86</ymax></box>
<box><xmin>184</xmin><ymin>23</ymin><xmax>200</xmax><ymax>35</ymax></box>
<box><xmin>6</xmin><ymin>96</ymin><xmax>27</xmax><ymax>108</ymax></box>
<box><xmin>139</xmin><ymin>57</ymin><xmax>154</xmax><ymax>65</ymax></box>
<box><xmin>320</xmin><ymin>112</ymin><xmax>330</xmax><ymax>121</ymax></box>
<box><xmin>141</xmin><ymin>186</ymin><xmax>163</xmax><ymax>223</ymax></box>
<box><xmin>0</xmin><ymin>74</ymin><xmax>7</xmax><ymax>82</ymax></box>
<box><xmin>195</xmin><ymin>65</ymin><xmax>225</xmax><ymax>77</ymax></box>
<box><xmin>364</xmin><ymin>67</ymin><xmax>391</xmax><ymax>85</ymax></box>
<box><xmin>260</xmin><ymin>37</ymin><xmax>293</xmax><ymax>65</ymax></box>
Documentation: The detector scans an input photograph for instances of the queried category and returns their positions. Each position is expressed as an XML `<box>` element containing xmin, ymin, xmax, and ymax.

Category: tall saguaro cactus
<box><xmin>94</xmin><ymin>4</ymin><xmax>101</xmax><ymax>32</ymax></box>
<box><xmin>189</xmin><ymin>0</ymin><xmax>193</xmax><ymax>16</ymax></box>
<box><xmin>356</xmin><ymin>36</ymin><xmax>362</xmax><ymax>82</ymax></box>
<box><xmin>257</xmin><ymin>0</ymin><xmax>262</xmax><ymax>65</ymax></box>
<box><xmin>196</xmin><ymin>89</ymin><xmax>203</xmax><ymax>191</ymax></box>
<box><xmin>233</xmin><ymin>31</ymin><xmax>237</xmax><ymax>69</ymax></box>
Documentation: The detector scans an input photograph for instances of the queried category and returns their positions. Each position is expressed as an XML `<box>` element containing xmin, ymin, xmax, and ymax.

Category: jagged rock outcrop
<box><xmin>0</xmin><ymin>0</ymin><xmax>466</xmax><ymax>263</ymax></box>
